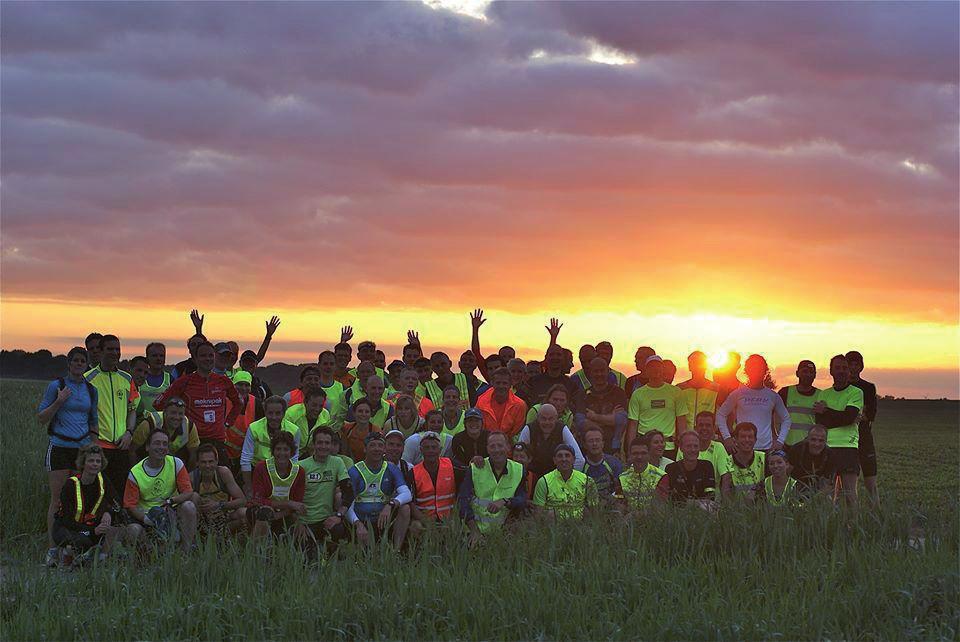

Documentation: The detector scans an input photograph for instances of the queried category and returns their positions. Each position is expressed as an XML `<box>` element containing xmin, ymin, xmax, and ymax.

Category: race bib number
<box><xmin>203</xmin><ymin>410</ymin><xmax>216</xmax><ymax>423</ymax></box>
<box><xmin>651</xmin><ymin>400</ymin><xmax>666</xmax><ymax>409</ymax></box>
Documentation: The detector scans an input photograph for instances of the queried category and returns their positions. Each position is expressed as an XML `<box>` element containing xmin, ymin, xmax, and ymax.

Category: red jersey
<box><xmin>249</xmin><ymin>461</ymin><xmax>306</xmax><ymax>507</ymax></box>
<box><xmin>154</xmin><ymin>372</ymin><xmax>240</xmax><ymax>441</ymax></box>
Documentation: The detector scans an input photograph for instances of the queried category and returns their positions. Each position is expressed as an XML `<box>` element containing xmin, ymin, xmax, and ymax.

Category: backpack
<box><xmin>50</xmin><ymin>377</ymin><xmax>98</xmax><ymax>443</ymax></box>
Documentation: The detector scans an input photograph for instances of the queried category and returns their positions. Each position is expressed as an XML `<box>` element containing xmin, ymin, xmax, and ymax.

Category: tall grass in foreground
<box><xmin>2</xmin><ymin>505</ymin><xmax>957</xmax><ymax>640</ymax></box>
<box><xmin>1</xmin><ymin>379</ymin><xmax>958</xmax><ymax>640</ymax></box>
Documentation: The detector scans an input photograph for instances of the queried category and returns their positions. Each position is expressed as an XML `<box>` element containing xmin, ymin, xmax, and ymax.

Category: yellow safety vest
<box><xmin>784</xmin><ymin>386</ymin><xmax>819</xmax><ymax>446</ymax></box>
<box><xmin>69</xmin><ymin>473</ymin><xmax>105</xmax><ymax>524</ymax></box>
<box><xmin>266</xmin><ymin>457</ymin><xmax>301</xmax><ymax>501</ymax></box>
<box><xmin>130</xmin><ymin>455</ymin><xmax>177</xmax><ymax>511</ymax></box>
<box><xmin>470</xmin><ymin>459</ymin><xmax>523</xmax><ymax>533</ymax></box>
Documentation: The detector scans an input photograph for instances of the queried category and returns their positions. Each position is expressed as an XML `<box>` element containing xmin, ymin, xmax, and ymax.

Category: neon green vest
<box><xmin>145</xmin><ymin>411</ymin><xmax>191</xmax><ymax>454</ymax></box>
<box><xmin>284</xmin><ymin>403</ymin><xmax>332</xmax><ymax>448</ymax></box>
<box><xmin>728</xmin><ymin>451</ymin><xmax>766</xmax><ymax>493</ymax></box>
<box><xmin>138</xmin><ymin>372</ymin><xmax>171</xmax><ymax>418</ymax></box>
<box><xmin>680</xmin><ymin>384</ymin><xmax>719</xmax><ymax>428</ymax></box>
<box><xmin>470</xmin><ymin>459</ymin><xmax>523</xmax><ymax>533</ymax></box>
<box><xmin>764</xmin><ymin>475</ymin><xmax>798</xmax><ymax>506</ymax></box>
<box><xmin>266</xmin><ymin>457</ymin><xmax>301</xmax><ymax>501</ymax></box>
<box><xmin>441</xmin><ymin>410</ymin><xmax>466</xmax><ymax>437</ymax></box>
<box><xmin>784</xmin><ymin>386</ymin><xmax>819</xmax><ymax>446</ymax></box>
<box><xmin>248</xmin><ymin>418</ymin><xmax>300</xmax><ymax>466</ymax></box>
<box><xmin>354</xmin><ymin>461</ymin><xmax>388</xmax><ymax>506</ymax></box>
<box><xmin>540</xmin><ymin>469</ymin><xmax>590</xmax><ymax>520</ymax></box>
<box><xmin>131</xmin><ymin>455</ymin><xmax>177</xmax><ymax>511</ymax></box>
<box><xmin>424</xmin><ymin>373</ymin><xmax>469</xmax><ymax>408</ymax></box>
<box><xmin>618</xmin><ymin>464</ymin><xmax>665</xmax><ymax>510</ymax></box>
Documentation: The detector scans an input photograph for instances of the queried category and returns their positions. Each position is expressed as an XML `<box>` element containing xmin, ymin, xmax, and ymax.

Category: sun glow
<box><xmin>708</xmin><ymin>351</ymin><xmax>730</xmax><ymax>370</ymax></box>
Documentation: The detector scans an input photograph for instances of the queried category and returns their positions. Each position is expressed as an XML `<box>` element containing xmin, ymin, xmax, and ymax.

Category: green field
<box><xmin>1</xmin><ymin>379</ymin><xmax>957</xmax><ymax>640</ymax></box>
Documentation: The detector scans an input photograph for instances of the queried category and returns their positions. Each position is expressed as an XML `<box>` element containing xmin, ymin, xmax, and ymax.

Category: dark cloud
<box><xmin>1</xmin><ymin>1</ymin><xmax>956</xmax><ymax>323</ymax></box>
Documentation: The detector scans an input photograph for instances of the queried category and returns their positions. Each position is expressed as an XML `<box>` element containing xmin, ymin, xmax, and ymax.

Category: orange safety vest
<box><xmin>225</xmin><ymin>394</ymin><xmax>257</xmax><ymax>458</ymax></box>
<box><xmin>412</xmin><ymin>457</ymin><xmax>457</xmax><ymax>520</ymax></box>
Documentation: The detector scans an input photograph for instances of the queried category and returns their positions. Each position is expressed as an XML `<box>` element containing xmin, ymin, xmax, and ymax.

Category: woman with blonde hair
<box><xmin>52</xmin><ymin>443</ymin><xmax>131</xmax><ymax>565</ymax></box>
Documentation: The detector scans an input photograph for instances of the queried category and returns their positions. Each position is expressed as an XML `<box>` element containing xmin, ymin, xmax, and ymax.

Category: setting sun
<box><xmin>708</xmin><ymin>351</ymin><xmax>729</xmax><ymax>370</ymax></box>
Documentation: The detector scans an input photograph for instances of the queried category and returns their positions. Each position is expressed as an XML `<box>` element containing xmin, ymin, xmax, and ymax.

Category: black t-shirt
<box><xmin>451</xmin><ymin>430</ymin><xmax>489</xmax><ymax>469</ymax></box>
<box><xmin>665</xmin><ymin>460</ymin><xmax>716</xmax><ymax>503</ymax></box>
<box><xmin>849</xmin><ymin>378</ymin><xmax>877</xmax><ymax>426</ymax></box>
<box><xmin>56</xmin><ymin>475</ymin><xmax>118</xmax><ymax>530</ymax></box>
<box><xmin>527</xmin><ymin>373</ymin><xmax>576</xmax><ymax>406</ymax></box>
<box><xmin>251</xmin><ymin>375</ymin><xmax>273</xmax><ymax>402</ymax></box>
<box><xmin>174</xmin><ymin>358</ymin><xmax>197</xmax><ymax>379</ymax></box>
<box><xmin>789</xmin><ymin>442</ymin><xmax>837</xmax><ymax>497</ymax></box>
<box><xmin>580</xmin><ymin>385</ymin><xmax>628</xmax><ymax>415</ymax></box>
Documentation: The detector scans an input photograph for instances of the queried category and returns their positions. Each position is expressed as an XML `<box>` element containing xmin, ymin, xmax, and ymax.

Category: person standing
<box><xmin>575</xmin><ymin>357</ymin><xmax>628</xmax><ymax>453</ymax></box>
<box><xmin>38</xmin><ymin>346</ymin><xmax>99</xmax><ymax>566</ymax></box>
<box><xmin>716</xmin><ymin>354</ymin><xmax>791</xmax><ymax>453</ymax></box>
<box><xmin>139</xmin><ymin>343</ymin><xmax>171</xmax><ymax>416</ymax></box>
<box><xmin>778</xmin><ymin>360</ymin><xmax>819</xmax><ymax>448</ymax></box>
<box><xmin>154</xmin><ymin>341</ymin><xmax>241</xmax><ymax>465</ymax></box>
<box><xmin>814</xmin><ymin>355</ymin><xmax>864</xmax><ymax>509</ymax></box>
<box><xmin>625</xmin><ymin>356</ymin><xmax>688</xmax><ymax>457</ymax></box>
<box><xmin>517</xmin><ymin>404</ymin><xmax>585</xmax><ymax>481</ymax></box>
<box><xmin>475</xmin><ymin>369</ymin><xmax>527</xmax><ymax>441</ymax></box>
<box><xmin>85</xmin><ymin>335</ymin><xmax>139</xmax><ymax>495</ymax></box>
<box><xmin>677</xmin><ymin>351</ymin><xmax>720</xmax><ymax>430</ymax></box>
<box><xmin>846</xmin><ymin>350</ymin><xmax>879</xmax><ymax>506</ymax></box>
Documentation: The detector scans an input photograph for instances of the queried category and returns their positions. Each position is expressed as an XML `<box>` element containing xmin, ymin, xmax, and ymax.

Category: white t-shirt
<box><xmin>716</xmin><ymin>385</ymin><xmax>792</xmax><ymax>450</ymax></box>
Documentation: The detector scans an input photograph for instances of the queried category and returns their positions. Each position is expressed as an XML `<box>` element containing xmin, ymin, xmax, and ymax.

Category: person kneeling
<box><xmin>124</xmin><ymin>430</ymin><xmax>199</xmax><ymax>551</ymax></box>
<box><xmin>191</xmin><ymin>443</ymin><xmax>247</xmax><ymax>536</ymax></box>
<box><xmin>345</xmin><ymin>432</ymin><xmax>412</xmax><ymax>550</ymax></box>
<box><xmin>248</xmin><ymin>432</ymin><xmax>309</xmax><ymax>542</ymax></box>
<box><xmin>53</xmin><ymin>443</ymin><xmax>134</xmax><ymax>565</ymax></box>
<box><xmin>409</xmin><ymin>431</ymin><xmax>463</xmax><ymax>538</ymax></box>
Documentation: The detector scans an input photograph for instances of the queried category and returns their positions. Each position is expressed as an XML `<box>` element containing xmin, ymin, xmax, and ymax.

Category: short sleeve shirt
<box><xmin>627</xmin><ymin>384</ymin><xmax>688</xmax><ymax>438</ymax></box>
<box><xmin>300</xmin><ymin>456</ymin><xmax>349</xmax><ymax>524</ymax></box>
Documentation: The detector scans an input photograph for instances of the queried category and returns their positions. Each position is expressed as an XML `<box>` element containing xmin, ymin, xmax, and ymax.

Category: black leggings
<box><xmin>52</xmin><ymin>522</ymin><xmax>102</xmax><ymax>552</ymax></box>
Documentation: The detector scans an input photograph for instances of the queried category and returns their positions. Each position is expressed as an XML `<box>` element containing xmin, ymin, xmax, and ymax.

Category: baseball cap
<box><xmin>644</xmin><ymin>355</ymin><xmax>663</xmax><ymax>365</ymax></box>
<box><xmin>214</xmin><ymin>342</ymin><xmax>232</xmax><ymax>354</ymax></box>
<box><xmin>232</xmin><ymin>371</ymin><xmax>253</xmax><ymax>385</ymax></box>
<box><xmin>465</xmin><ymin>408</ymin><xmax>483</xmax><ymax>420</ymax></box>
<box><xmin>554</xmin><ymin>443</ymin><xmax>575</xmax><ymax>456</ymax></box>
<box><xmin>419</xmin><ymin>431</ymin><xmax>441</xmax><ymax>444</ymax></box>
<box><xmin>364</xmin><ymin>431</ymin><xmax>386</xmax><ymax>445</ymax></box>
<box><xmin>240</xmin><ymin>349</ymin><xmax>259</xmax><ymax>363</ymax></box>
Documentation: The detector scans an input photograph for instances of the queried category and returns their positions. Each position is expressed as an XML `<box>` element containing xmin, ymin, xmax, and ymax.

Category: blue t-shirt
<box><xmin>580</xmin><ymin>454</ymin><xmax>624</xmax><ymax>497</ymax></box>
<box><xmin>347</xmin><ymin>461</ymin><xmax>408</xmax><ymax>521</ymax></box>
<box><xmin>39</xmin><ymin>378</ymin><xmax>98</xmax><ymax>448</ymax></box>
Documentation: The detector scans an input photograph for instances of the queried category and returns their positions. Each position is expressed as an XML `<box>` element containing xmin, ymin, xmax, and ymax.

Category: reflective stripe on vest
<box><xmin>412</xmin><ymin>458</ymin><xmax>457</xmax><ymax>519</ymax></box>
<box><xmin>764</xmin><ymin>475</ymin><xmax>798</xmax><ymax>506</ymax></box>
<box><xmin>266</xmin><ymin>457</ymin><xmax>300</xmax><ymax>501</ymax></box>
<box><xmin>470</xmin><ymin>459</ymin><xmax>523</xmax><ymax>533</ymax></box>
<box><xmin>71</xmin><ymin>473</ymin><xmax>105</xmax><ymax>524</ymax></box>
<box><xmin>131</xmin><ymin>455</ymin><xmax>177</xmax><ymax>511</ymax></box>
<box><xmin>729</xmin><ymin>451</ymin><xmax>766</xmax><ymax>492</ymax></box>
<box><xmin>785</xmin><ymin>386</ymin><xmax>819</xmax><ymax>446</ymax></box>
<box><xmin>354</xmin><ymin>461</ymin><xmax>388</xmax><ymax>505</ymax></box>
<box><xmin>424</xmin><ymin>373</ymin><xmax>469</xmax><ymax>409</ymax></box>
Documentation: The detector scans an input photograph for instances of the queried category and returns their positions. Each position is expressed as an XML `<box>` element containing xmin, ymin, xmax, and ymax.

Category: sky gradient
<box><xmin>2</xmin><ymin>1</ymin><xmax>958</xmax><ymax>397</ymax></box>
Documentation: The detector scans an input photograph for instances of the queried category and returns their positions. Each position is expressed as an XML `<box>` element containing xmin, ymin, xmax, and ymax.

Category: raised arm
<box><xmin>470</xmin><ymin>309</ymin><xmax>488</xmax><ymax>382</ymax></box>
<box><xmin>255</xmin><ymin>316</ymin><xmax>281</xmax><ymax>363</ymax></box>
<box><xmin>545</xmin><ymin>318</ymin><xmax>563</xmax><ymax>355</ymax></box>
<box><xmin>190</xmin><ymin>309</ymin><xmax>204</xmax><ymax>335</ymax></box>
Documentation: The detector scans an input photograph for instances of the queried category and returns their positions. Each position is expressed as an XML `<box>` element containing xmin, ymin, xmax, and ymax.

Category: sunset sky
<box><xmin>2</xmin><ymin>1</ymin><xmax>958</xmax><ymax>398</ymax></box>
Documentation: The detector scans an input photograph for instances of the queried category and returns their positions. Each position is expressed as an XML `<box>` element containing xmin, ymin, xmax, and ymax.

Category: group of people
<box><xmin>38</xmin><ymin>308</ymin><xmax>879</xmax><ymax>566</ymax></box>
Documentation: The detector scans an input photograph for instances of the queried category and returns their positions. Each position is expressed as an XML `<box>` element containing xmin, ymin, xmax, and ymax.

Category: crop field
<box><xmin>1</xmin><ymin>379</ymin><xmax>957</xmax><ymax>640</ymax></box>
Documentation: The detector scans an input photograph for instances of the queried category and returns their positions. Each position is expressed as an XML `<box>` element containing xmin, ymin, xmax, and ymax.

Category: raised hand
<box><xmin>190</xmin><ymin>309</ymin><xmax>204</xmax><ymax>333</ymax></box>
<box><xmin>546</xmin><ymin>318</ymin><xmax>563</xmax><ymax>341</ymax></box>
<box><xmin>470</xmin><ymin>309</ymin><xmax>486</xmax><ymax>331</ymax></box>
<box><xmin>407</xmin><ymin>330</ymin><xmax>420</xmax><ymax>346</ymax></box>
<box><xmin>265</xmin><ymin>316</ymin><xmax>281</xmax><ymax>337</ymax></box>
<box><xmin>340</xmin><ymin>326</ymin><xmax>354</xmax><ymax>343</ymax></box>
